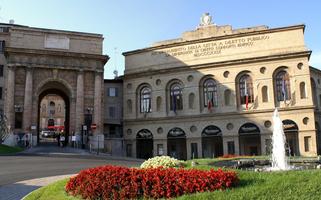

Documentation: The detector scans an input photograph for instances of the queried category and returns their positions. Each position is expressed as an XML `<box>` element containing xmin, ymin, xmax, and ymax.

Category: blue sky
<box><xmin>1</xmin><ymin>0</ymin><xmax>321</xmax><ymax>78</ymax></box>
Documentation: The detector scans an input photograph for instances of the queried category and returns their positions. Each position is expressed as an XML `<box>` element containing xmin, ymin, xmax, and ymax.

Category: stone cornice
<box><xmin>123</xmin><ymin>24</ymin><xmax>305</xmax><ymax>56</ymax></box>
<box><xmin>5</xmin><ymin>47</ymin><xmax>109</xmax><ymax>64</ymax></box>
<box><xmin>7</xmin><ymin>63</ymin><xmax>103</xmax><ymax>73</ymax></box>
<box><xmin>123</xmin><ymin>105</ymin><xmax>315</xmax><ymax>124</ymax></box>
<box><xmin>124</xmin><ymin>51</ymin><xmax>311</xmax><ymax>79</ymax></box>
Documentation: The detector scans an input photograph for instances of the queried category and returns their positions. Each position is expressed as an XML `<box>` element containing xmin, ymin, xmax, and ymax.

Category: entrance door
<box><xmin>136</xmin><ymin>129</ymin><xmax>153</xmax><ymax>159</ymax></box>
<box><xmin>167</xmin><ymin>127</ymin><xmax>187</xmax><ymax>160</ymax></box>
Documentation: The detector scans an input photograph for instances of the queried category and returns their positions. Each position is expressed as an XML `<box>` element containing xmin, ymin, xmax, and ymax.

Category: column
<box><xmin>23</xmin><ymin>66</ymin><xmax>33</xmax><ymax>132</ymax></box>
<box><xmin>75</xmin><ymin>70</ymin><xmax>84</xmax><ymax>135</ymax></box>
<box><xmin>93</xmin><ymin>70</ymin><xmax>103</xmax><ymax>148</ymax></box>
<box><xmin>5</xmin><ymin>66</ymin><xmax>15</xmax><ymax>132</ymax></box>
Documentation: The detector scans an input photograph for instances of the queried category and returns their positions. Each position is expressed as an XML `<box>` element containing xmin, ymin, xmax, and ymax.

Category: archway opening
<box><xmin>37</xmin><ymin>86</ymin><xmax>70</xmax><ymax>147</ymax></box>
<box><xmin>239</xmin><ymin>123</ymin><xmax>261</xmax><ymax>155</ymax></box>
<box><xmin>167</xmin><ymin>128</ymin><xmax>187</xmax><ymax>160</ymax></box>
<box><xmin>202</xmin><ymin>125</ymin><xmax>223</xmax><ymax>158</ymax></box>
<box><xmin>136</xmin><ymin>129</ymin><xmax>153</xmax><ymax>159</ymax></box>
<box><xmin>283</xmin><ymin>120</ymin><xmax>299</xmax><ymax>156</ymax></box>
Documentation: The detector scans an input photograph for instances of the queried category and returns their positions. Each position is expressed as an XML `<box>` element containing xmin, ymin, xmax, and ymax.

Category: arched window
<box><xmin>239</xmin><ymin>74</ymin><xmax>254</xmax><ymax>105</ymax></box>
<box><xmin>49</xmin><ymin>101</ymin><xmax>55</xmax><ymax>115</ymax></box>
<box><xmin>224</xmin><ymin>89</ymin><xmax>231</xmax><ymax>106</ymax></box>
<box><xmin>140</xmin><ymin>87</ymin><xmax>151</xmax><ymax>113</ymax></box>
<box><xmin>203</xmin><ymin>79</ymin><xmax>218</xmax><ymax>108</ymax></box>
<box><xmin>42</xmin><ymin>104</ymin><xmax>46</xmax><ymax>113</ymax></box>
<box><xmin>300</xmin><ymin>82</ymin><xmax>307</xmax><ymax>99</ymax></box>
<box><xmin>262</xmin><ymin>86</ymin><xmax>268</xmax><ymax>102</ymax></box>
<box><xmin>170</xmin><ymin>83</ymin><xmax>183</xmax><ymax>111</ymax></box>
<box><xmin>275</xmin><ymin>71</ymin><xmax>291</xmax><ymax>101</ymax></box>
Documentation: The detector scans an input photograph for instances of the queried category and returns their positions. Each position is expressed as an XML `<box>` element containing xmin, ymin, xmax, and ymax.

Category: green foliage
<box><xmin>24</xmin><ymin>179</ymin><xmax>79</xmax><ymax>200</ymax></box>
<box><xmin>177</xmin><ymin>170</ymin><xmax>321</xmax><ymax>200</ymax></box>
<box><xmin>0</xmin><ymin>144</ymin><xmax>23</xmax><ymax>154</ymax></box>
<box><xmin>140</xmin><ymin>156</ymin><xmax>183</xmax><ymax>168</ymax></box>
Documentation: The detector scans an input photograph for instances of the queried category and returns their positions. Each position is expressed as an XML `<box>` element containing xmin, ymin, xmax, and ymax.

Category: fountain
<box><xmin>270</xmin><ymin>108</ymin><xmax>290</xmax><ymax>171</ymax></box>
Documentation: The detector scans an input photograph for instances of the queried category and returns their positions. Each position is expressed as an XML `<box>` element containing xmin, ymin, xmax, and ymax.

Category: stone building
<box><xmin>1</xmin><ymin>22</ymin><xmax>108</xmax><ymax>148</ymax></box>
<box><xmin>103</xmin><ymin>77</ymin><xmax>124</xmax><ymax>156</ymax></box>
<box><xmin>39</xmin><ymin>94</ymin><xmax>65</xmax><ymax>131</ymax></box>
<box><xmin>123</xmin><ymin>15</ymin><xmax>321</xmax><ymax>159</ymax></box>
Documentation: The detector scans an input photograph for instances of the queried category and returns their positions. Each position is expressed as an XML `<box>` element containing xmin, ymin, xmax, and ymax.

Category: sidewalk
<box><xmin>0</xmin><ymin>174</ymin><xmax>75</xmax><ymax>200</ymax></box>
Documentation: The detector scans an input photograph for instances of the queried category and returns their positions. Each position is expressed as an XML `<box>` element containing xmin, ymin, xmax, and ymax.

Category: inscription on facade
<box><xmin>151</xmin><ymin>35</ymin><xmax>270</xmax><ymax>58</ymax></box>
<box><xmin>45</xmin><ymin>34</ymin><xmax>70</xmax><ymax>50</ymax></box>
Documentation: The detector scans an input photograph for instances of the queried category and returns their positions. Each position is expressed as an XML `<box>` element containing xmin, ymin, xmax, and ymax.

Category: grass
<box><xmin>0</xmin><ymin>144</ymin><xmax>23</xmax><ymax>154</ymax></box>
<box><xmin>24</xmin><ymin>178</ymin><xmax>80</xmax><ymax>200</ymax></box>
<box><xmin>24</xmin><ymin>157</ymin><xmax>321</xmax><ymax>200</ymax></box>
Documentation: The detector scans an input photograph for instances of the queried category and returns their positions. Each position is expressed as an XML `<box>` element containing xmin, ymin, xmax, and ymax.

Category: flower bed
<box><xmin>65</xmin><ymin>165</ymin><xmax>239</xmax><ymax>199</ymax></box>
<box><xmin>140</xmin><ymin>155</ymin><xmax>183</xmax><ymax>168</ymax></box>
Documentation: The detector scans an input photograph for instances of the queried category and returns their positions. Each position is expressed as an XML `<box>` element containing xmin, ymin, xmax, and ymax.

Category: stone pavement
<box><xmin>0</xmin><ymin>174</ymin><xmax>75</xmax><ymax>200</ymax></box>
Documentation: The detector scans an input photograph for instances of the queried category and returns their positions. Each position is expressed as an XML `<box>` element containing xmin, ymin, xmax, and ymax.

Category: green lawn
<box><xmin>0</xmin><ymin>144</ymin><xmax>23</xmax><ymax>154</ymax></box>
<box><xmin>24</xmin><ymin>158</ymin><xmax>321</xmax><ymax>200</ymax></box>
<box><xmin>24</xmin><ymin>179</ymin><xmax>79</xmax><ymax>200</ymax></box>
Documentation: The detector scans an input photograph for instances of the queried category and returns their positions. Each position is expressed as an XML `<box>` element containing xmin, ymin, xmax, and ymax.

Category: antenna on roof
<box><xmin>113</xmin><ymin>47</ymin><xmax>118</xmax><ymax>79</ymax></box>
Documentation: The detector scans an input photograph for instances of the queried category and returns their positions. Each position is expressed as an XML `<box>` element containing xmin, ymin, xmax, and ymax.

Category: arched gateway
<box><xmin>3</xmin><ymin>26</ymin><xmax>108</xmax><ymax>148</ymax></box>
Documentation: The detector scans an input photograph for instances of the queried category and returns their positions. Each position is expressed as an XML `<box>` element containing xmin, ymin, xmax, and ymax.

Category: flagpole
<box><xmin>244</xmin><ymin>79</ymin><xmax>248</xmax><ymax>110</ymax></box>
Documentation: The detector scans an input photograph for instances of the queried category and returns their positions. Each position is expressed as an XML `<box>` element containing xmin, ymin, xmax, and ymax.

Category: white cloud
<box><xmin>310</xmin><ymin>51</ymin><xmax>321</xmax><ymax>68</ymax></box>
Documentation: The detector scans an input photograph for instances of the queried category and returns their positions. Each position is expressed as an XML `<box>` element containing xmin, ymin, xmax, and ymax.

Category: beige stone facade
<box><xmin>1</xmin><ymin>23</ymin><xmax>108</xmax><ymax>148</ymax></box>
<box><xmin>39</xmin><ymin>95</ymin><xmax>65</xmax><ymax>131</ymax></box>
<box><xmin>123</xmin><ymin>21</ymin><xmax>320</xmax><ymax>159</ymax></box>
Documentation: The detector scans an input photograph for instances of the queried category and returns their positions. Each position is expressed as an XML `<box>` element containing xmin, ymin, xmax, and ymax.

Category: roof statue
<box><xmin>199</xmin><ymin>13</ymin><xmax>214</xmax><ymax>27</ymax></box>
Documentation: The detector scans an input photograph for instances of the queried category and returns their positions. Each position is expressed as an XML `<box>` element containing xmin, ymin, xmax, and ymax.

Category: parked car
<box><xmin>41</xmin><ymin>130</ymin><xmax>56</xmax><ymax>138</ymax></box>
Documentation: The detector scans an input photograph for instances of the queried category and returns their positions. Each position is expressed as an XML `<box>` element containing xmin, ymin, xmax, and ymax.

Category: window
<box><xmin>203</xmin><ymin>79</ymin><xmax>218</xmax><ymax>108</ymax></box>
<box><xmin>0</xmin><ymin>65</ymin><xmax>3</xmax><ymax>77</ymax></box>
<box><xmin>239</xmin><ymin>74</ymin><xmax>254</xmax><ymax>105</ymax></box>
<box><xmin>189</xmin><ymin>93</ymin><xmax>195</xmax><ymax>109</ymax></box>
<box><xmin>170</xmin><ymin>83</ymin><xmax>183</xmax><ymax>111</ymax></box>
<box><xmin>157</xmin><ymin>144</ymin><xmax>164</xmax><ymax>155</ymax></box>
<box><xmin>156</xmin><ymin>96</ymin><xmax>162</xmax><ymax>112</ymax></box>
<box><xmin>126</xmin><ymin>144</ymin><xmax>132</xmax><ymax>157</ymax></box>
<box><xmin>109</xmin><ymin>126</ymin><xmax>116</xmax><ymax>135</ymax></box>
<box><xmin>0</xmin><ymin>41</ymin><xmax>5</xmax><ymax>53</ymax></box>
<box><xmin>109</xmin><ymin>106</ymin><xmax>116</xmax><ymax>118</ymax></box>
<box><xmin>48</xmin><ymin>118</ymin><xmax>55</xmax><ymax>126</ymax></box>
<box><xmin>0</xmin><ymin>27</ymin><xmax>9</xmax><ymax>32</ymax></box>
<box><xmin>275</xmin><ymin>71</ymin><xmax>291</xmax><ymax>101</ymax></box>
<box><xmin>15</xmin><ymin>112</ymin><xmax>23</xmax><ymax>129</ymax></box>
<box><xmin>127</xmin><ymin>99</ymin><xmax>132</xmax><ymax>114</ymax></box>
<box><xmin>140</xmin><ymin>87</ymin><xmax>151</xmax><ymax>113</ymax></box>
<box><xmin>191</xmin><ymin>143</ymin><xmax>198</xmax><ymax>159</ymax></box>
<box><xmin>49</xmin><ymin>102</ymin><xmax>55</xmax><ymax>115</ymax></box>
<box><xmin>42</xmin><ymin>104</ymin><xmax>46</xmax><ymax>113</ymax></box>
<box><xmin>300</xmin><ymin>82</ymin><xmax>307</xmax><ymax>99</ymax></box>
<box><xmin>224</xmin><ymin>89</ymin><xmax>232</xmax><ymax>106</ymax></box>
<box><xmin>304</xmin><ymin>136</ymin><xmax>311</xmax><ymax>152</ymax></box>
<box><xmin>0</xmin><ymin>87</ymin><xmax>2</xmax><ymax>99</ymax></box>
<box><xmin>108</xmin><ymin>87</ymin><xmax>118</xmax><ymax>97</ymax></box>
<box><xmin>262</xmin><ymin>86</ymin><xmax>268</xmax><ymax>102</ymax></box>
<box><xmin>227</xmin><ymin>141</ymin><xmax>235</xmax><ymax>155</ymax></box>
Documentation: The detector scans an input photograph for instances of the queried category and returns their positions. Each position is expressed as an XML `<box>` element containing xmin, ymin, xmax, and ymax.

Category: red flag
<box><xmin>208</xmin><ymin>99</ymin><xmax>212</xmax><ymax>111</ymax></box>
<box><xmin>244</xmin><ymin>79</ymin><xmax>248</xmax><ymax>110</ymax></box>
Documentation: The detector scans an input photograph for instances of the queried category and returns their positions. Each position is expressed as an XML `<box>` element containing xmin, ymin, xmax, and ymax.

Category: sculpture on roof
<box><xmin>199</xmin><ymin>13</ymin><xmax>213</xmax><ymax>27</ymax></box>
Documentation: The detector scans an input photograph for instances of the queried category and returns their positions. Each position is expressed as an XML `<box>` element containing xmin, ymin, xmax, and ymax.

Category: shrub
<box><xmin>65</xmin><ymin>165</ymin><xmax>239</xmax><ymax>200</ymax></box>
<box><xmin>140</xmin><ymin>156</ymin><xmax>182</xmax><ymax>168</ymax></box>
